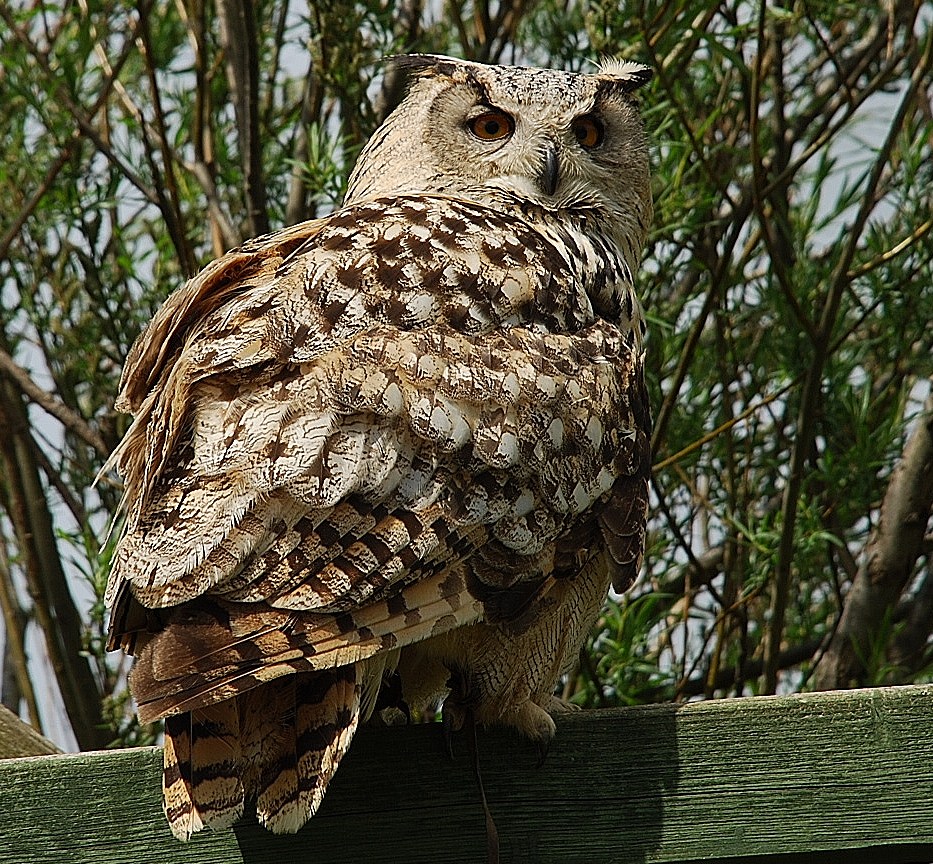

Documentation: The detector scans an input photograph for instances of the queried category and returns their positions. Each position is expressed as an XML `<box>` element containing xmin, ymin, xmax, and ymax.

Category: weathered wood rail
<box><xmin>1</xmin><ymin>685</ymin><xmax>932</xmax><ymax>863</ymax></box>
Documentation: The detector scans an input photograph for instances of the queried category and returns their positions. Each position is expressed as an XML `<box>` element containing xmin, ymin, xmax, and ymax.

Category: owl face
<box><xmin>345</xmin><ymin>55</ymin><xmax>653</xmax><ymax>241</ymax></box>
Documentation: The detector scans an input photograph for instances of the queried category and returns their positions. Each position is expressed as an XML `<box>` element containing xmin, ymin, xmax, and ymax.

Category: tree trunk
<box><xmin>0</xmin><ymin>381</ymin><xmax>110</xmax><ymax>750</ymax></box>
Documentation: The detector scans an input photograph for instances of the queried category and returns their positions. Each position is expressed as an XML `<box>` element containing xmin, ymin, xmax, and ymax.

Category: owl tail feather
<box><xmin>163</xmin><ymin>702</ymin><xmax>243</xmax><ymax>841</ymax></box>
<box><xmin>162</xmin><ymin>666</ymin><xmax>361</xmax><ymax>840</ymax></box>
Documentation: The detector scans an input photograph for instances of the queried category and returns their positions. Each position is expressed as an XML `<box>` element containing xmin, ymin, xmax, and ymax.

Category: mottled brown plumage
<box><xmin>105</xmin><ymin>53</ymin><xmax>653</xmax><ymax>840</ymax></box>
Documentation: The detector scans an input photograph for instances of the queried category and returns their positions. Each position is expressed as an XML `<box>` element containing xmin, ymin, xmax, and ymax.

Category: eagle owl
<box><xmin>105</xmin><ymin>54</ymin><xmax>653</xmax><ymax>839</ymax></box>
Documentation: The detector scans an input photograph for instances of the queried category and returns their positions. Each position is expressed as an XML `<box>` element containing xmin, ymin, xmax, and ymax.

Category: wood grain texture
<box><xmin>0</xmin><ymin>706</ymin><xmax>61</xmax><ymax>758</ymax></box>
<box><xmin>1</xmin><ymin>684</ymin><xmax>931</xmax><ymax>863</ymax></box>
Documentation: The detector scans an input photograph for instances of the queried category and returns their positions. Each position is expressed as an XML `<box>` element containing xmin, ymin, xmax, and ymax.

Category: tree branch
<box><xmin>889</xmin><ymin>565</ymin><xmax>933</xmax><ymax>678</ymax></box>
<box><xmin>284</xmin><ymin>59</ymin><xmax>325</xmax><ymax>225</ymax></box>
<box><xmin>0</xmin><ymin>349</ymin><xmax>108</xmax><ymax>458</ymax></box>
<box><xmin>0</xmin><ymin>535</ymin><xmax>42</xmax><ymax>730</ymax></box>
<box><xmin>813</xmin><ymin>385</ymin><xmax>933</xmax><ymax>689</ymax></box>
<box><xmin>650</xmin><ymin>199</ymin><xmax>755</xmax><ymax>456</ymax></box>
<box><xmin>371</xmin><ymin>0</ymin><xmax>424</xmax><ymax>126</ymax></box>
<box><xmin>135</xmin><ymin>0</ymin><xmax>197</xmax><ymax>276</ymax></box>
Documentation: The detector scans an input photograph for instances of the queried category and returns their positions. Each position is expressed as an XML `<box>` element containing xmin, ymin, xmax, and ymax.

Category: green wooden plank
<box><xmin>1</xmin><ymin>685</ymin><xmax>931</xmax><ymax>863</ymax></box>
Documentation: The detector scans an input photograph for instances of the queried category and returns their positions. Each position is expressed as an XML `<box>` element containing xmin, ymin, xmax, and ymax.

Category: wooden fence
<box><xmin>1</xmin><ymin>684</ymin><xmax>932</xmax><ymax>863</ymax></box>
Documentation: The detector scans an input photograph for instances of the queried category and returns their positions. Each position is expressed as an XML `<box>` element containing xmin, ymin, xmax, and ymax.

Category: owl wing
<box><xmin>106</xmin><ymin>194</ymin><xmax>649</xmax><ymax>724</ymax></box>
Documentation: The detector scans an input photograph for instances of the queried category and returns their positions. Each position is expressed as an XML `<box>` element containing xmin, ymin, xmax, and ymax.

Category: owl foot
<box><xmin>504</xmin><ymin>700</ymin><xmax>557</xmax><ymax>745</ymax></box>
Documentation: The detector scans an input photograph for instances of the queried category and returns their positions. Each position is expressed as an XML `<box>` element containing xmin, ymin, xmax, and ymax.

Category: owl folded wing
<box><xmin>105</xmin><ymin>193</ymin><xmax>647</xmax><ymax>722</ymax></box>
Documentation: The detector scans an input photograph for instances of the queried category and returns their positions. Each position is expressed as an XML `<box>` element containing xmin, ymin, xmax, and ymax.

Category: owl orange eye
<box><xmin>572</xmin><ymin>115</ymin><xmax>604</xmax><ymax>149</ymax></box>
<box><xmin>468</xmin><ymin>110</ymin><xmax>515</xmax><ymax>141</ymax></box>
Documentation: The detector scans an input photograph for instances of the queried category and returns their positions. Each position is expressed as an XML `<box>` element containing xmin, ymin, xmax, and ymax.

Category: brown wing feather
<box><xmin>103</xmin><ymin>220</ymin><xmax>328</xmax><ymax>530</ymax></box>
<box><xmin>106</xmin><ymin>195</ymin><xmax>642</xmax><ymax>623</ymax></box>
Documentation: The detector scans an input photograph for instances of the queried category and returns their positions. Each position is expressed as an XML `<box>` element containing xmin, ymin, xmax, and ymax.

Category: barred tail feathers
<box><xmin>251</xmin><ymin>665</ymin><xmax>361</xmax><ymax>833</ymax></box>
<box><xmin>164</xmin><ymin>704</ymin><xmax>245</xmax><ymax>841</ymax></box>
<box><xmin>161</xmin><ymin>667</ymin><xmax>361</xmax><ymax>840</ymax></box>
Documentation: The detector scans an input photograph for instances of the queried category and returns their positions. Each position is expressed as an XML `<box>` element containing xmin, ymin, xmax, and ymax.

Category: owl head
<box><xmin>345</xmin><ymin>54</ymin><xmax>653</xmax><ymax>246</ymax></box>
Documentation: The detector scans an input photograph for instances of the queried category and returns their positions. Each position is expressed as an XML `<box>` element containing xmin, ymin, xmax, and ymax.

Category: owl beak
<box><xmin>539</xmin><ymin>144</ymin><xmax>560</xmax><ymax>196</ymax></box>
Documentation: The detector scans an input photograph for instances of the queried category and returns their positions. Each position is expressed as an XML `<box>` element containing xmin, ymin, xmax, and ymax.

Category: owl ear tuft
<box><xmin>596</xmin><ymin>58</ymin><xmax>653</xmax><ymax>94</ymax></box>
<box><xmin>387</xmin><ymin>53</ymin><xmax>466</xmax><ymax>79</ymax></box>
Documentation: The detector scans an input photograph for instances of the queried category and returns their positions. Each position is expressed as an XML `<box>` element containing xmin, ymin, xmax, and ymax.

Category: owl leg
<box><xmin>465</xmin><ymin>555</ymin><xmax>612</xmax><ymax>763</ymax></box>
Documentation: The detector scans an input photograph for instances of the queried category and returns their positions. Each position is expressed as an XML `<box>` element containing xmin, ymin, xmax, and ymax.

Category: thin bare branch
<box><xmin>651</xmin><ymin>196</ymin><xmax>755</xmax><ymax>456</ymax></box>
<box><xmin>0</xmin><ymin>137</ymin><xmax>78</xmax><ymax>265</ymax></box>
<box><xmin>0</xmin><ymin>10</ymin><xmax>156</xmax><ymax>204</ymax></box>
<box><xmin>135</xmin><ymin>0</ymin><xmax>197</xmax><ymax>275</ymax></box>
<box><xmin>0</xmin><ymin>382</ymin><xmax>109</xmax><ymax>750</ymax></box>
<box><xmin>847</xmin><ymin>217</ymin><xmax>933</xmax><ymax>280</ymax></box>
<box><xmin>653</xmin><ymin>383</ymin><xmax>793</xmax><ymax>472</ymax></box>
<box><xmin>671</xmin><ymin>636</ymin><xmax>825</xmax><ymax>700</ymax></box>
<box><xmin>186</xmin><ymin>161</ymin><xmax>242</xmax><ymax>251</ymax></box>
<box><xmin>285</xmin><ymin>60</ymin><xmax>325</xmax><ymax>225</ymax></box>
<box><xmin>0</xmin><ymin>349</ymin><xmax>108</xmax><ymax>457</ymax></box>
<box><xmin>0</xmin><ymin>10</ymin><xmax>136</xmax><ymax>262</ymax></box>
